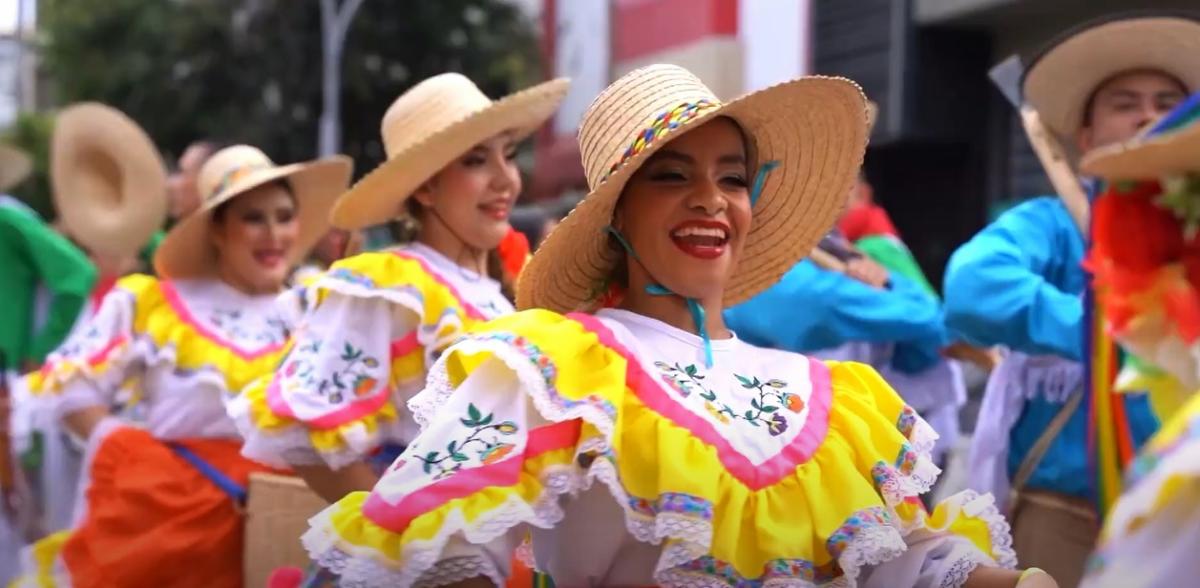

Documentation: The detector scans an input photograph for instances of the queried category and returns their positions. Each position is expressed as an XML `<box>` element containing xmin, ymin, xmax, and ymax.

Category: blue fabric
<box><xmin>167</xmin><ymin>443</ymin><xmax>248</xmax><ymax>505</ymax></box>
<box><xmin>944</xmin><ymin>196</ymin><xmax>1159</xmax><ymax>497</ymax></box>
<box><xmin>943</xmin><ymin>197</ymin><xmax>1085</xmax><ymax>359</ymax></box>
<box><xmin>724</xmin><ymin>259</ymin><xmax>945</xmax><ymax>373</ymax></box>
<box><xmin>367</xmin><ymin>442</ymin><xmax>407</xmax><ymax>476</ymax></box>
<box><xmin>1006</xmin><ymin>387</ymin><xmax>1159</xmax><ymax>499</ymax></box>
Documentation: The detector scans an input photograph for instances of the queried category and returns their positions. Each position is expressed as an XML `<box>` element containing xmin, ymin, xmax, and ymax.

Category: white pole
<box><xmin>318</xmin><ymin>0</ymin><xmax>366</xmax><ymax>156</ymax></box>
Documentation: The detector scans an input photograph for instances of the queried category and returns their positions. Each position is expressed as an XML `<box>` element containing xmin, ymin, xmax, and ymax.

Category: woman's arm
<box><xmin>293</xmin><ymin>461</ymin><xmax>379</xmax><ymax>504</ymax></box>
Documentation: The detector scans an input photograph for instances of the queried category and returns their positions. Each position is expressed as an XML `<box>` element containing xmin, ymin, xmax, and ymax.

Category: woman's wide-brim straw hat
<box><xmin>1023</xmin><ymin>13</ymin><xmax>1200</xmax><ymax>145</ymax></box>
<box><xmin>1081</xmin><ymin>94</ymin><xmax>1200</xmax><ymax>179</ymax></box>
<box><xmin>154</xmin><ymin>145</ymin><xmax>352</xmax><ymax>278</ymax></box>
<box><xmin>517</xmin><ymin>64</ymin><xmax>869</xmax><ymax>312</ymax></box>
<box><xmin>51</xmin><ymin>102</ymin><xmax>168</xmax><ymax>256</ymax></box>
<box><xmin>0</xmin><ymin>143</ymin><xmax>32</xmax><ymax>194</ymax></box>
<box><xmin>330</xmin><ymin>73</ymin><xmax>570</xmax><ymax>230</ymax></box>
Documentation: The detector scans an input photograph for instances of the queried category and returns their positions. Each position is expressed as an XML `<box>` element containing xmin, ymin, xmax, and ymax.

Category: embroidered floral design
<box><xmin>825</xmin><ymin>507</ymin><xmax>896</xmax><ymax>559</ymax></box>
<box><xmin>283</xmin><ymin>339</ymin><xmax>383</xmax><ymax>404</ymax></box>
<box><xmin>654</xmin><ymin>363</ymin><xmax>801</xmax><ymax>437</ymax></box>
<box><xmin>896</xmin><ymin>405</ymin><xmax>919</xmax><ymax>439</ymax></box>
<box><xmin>663</xmin><ymin>506</ymin><xmax>898</xmax><ymax>585</ymax></box>
<box><xmin>209</xmin><ymin>308</ymin><xmax>289</xmax><ymax>345</ymax></box>
<box><xmin>415</xmin><ymin>403</ymin><xmax>520</xmax><ymax>479</ymax></box>
<box><xmin>870</xmin><ymin>442</ymin><xmax>923</xmax><ymax>494</ymax></box>
<box><xmin>627</xmin><ymin>492</ymin><xmax>713</xmax><ymax>519</ymax></box>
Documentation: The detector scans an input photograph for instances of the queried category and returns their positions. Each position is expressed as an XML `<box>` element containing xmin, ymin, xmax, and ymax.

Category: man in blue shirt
<box><xmin>944</xmin><ymin>13</ymin><xmax>1200</xmax><ymax>587</ymax></box>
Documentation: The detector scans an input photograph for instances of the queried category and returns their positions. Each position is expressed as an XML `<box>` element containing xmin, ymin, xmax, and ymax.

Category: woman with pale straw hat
<box><xmin>298</xmin><ymin>64</ymin><xmax>1051</xmax><ymax>588</ymax></box>
<box><xmin>227</xmin><ymin>73</ymin><xmax>568</xmax><ymax>513</ymax></box>
<box><xmin>1071</xmin><ymin>92</ymin><xmax>1200</xmax><ymax>587</ymax></box>
<box><xmin>16</xmin><ymin>135</ymin><xmax>351</xmax><ymax>586</ymax></box>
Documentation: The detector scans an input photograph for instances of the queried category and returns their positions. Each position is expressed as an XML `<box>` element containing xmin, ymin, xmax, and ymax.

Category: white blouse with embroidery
<box><xmin>229</xmin><ymin>242</ymin><xmax>515</xmax><ymax>470</ymax></box>
<box><xmin>30</xmin><ymin>275</ymin><xmax>289</xmax><ymax>441</ymax></box>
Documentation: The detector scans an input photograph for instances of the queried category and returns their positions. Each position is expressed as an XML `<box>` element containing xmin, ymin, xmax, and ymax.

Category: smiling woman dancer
<box><xmin>299</xmin><ymin>65</ymin><xmax>1051</xmax><ymax>588</ymax></box>
<box><xmin>228</xmin><ymin>74</ymin><xmax>568</xmax><ymax>507</ymax></box>
<box><xmin>20</xmin><ymin>140</ymin><xmax>351</xmax><ymax>587</ymax></box>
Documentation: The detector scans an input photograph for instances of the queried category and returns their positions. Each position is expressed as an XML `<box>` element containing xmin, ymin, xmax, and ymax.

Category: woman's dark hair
<box><xmin>397</xmin><ymin>198</ymin><xmax>516</xmax><ymax>302</ymax></box>
<box><xmin>211</xmin><ymin>179</ymin><xmax>297</xmax><ymax>224</ymax></box>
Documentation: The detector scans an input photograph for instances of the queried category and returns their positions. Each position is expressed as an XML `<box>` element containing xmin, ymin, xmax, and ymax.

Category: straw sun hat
<box><xmin>51</xmin><ymin>102</ymin><xmax>168</xmax><ymax>256</ymax></box>
<box><xmin>517</xmin><ymin>64</ymin><xmax>869</xmax><ymax>312</ymax></box>
<box><xmin>0</xmin><ymin>144</ymin><xmax>32</xmax><ymax>194</ymax></box>
<box><xmin>1081</xmin><ymin>94</ymin><xmax>1200</xmax><ymax>179</ymax></box>
<box><xmin>330</xmin><ymin>73</ymin><xmax>569</xmax><ymax>230</ymax></box>
<box><xmin>1023</xmin><ymin>13</ymin><xmax>1200</xmax><ymax>145</ymax></box>
<box><xmin>154</xmin><ymin>145</ymin><xmax>352</xmax><ymax>278</ymax></box>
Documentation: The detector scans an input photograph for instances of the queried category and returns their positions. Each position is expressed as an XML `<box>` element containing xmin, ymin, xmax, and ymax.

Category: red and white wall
<box><xmin>531</xmin><ymin>0</ymin><xmax>812</xmax><ymax>200</ymax></box>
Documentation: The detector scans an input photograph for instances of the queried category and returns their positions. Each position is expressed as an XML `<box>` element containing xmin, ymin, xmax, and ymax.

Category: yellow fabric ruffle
<box><xmin>1097</xmin><ymin>392</ymin><xmax>1200</xmax><ymax>544</ymax></box>
<box><xmin>28</xmin><ymin>274</ymin><xmax>283</xmax><ymax>399</ymax></box>
<box><xmin>234</xmin><ymin>251</ymin><xmax>496</xmax><ymax>464</ymax></box>
<box><xmin>9</xmin><ymin>530</ymin><xmax>71</xmax><ymax>588</ymax></box>
<box><xmin>306</xmin><ymin>309</ymin><xmax>1014</xmax><ymax>585</ymax></box>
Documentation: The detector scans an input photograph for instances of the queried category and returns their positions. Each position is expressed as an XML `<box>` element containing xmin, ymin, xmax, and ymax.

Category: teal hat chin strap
<box><xmin>600</xmin><ymin>160</ymin><xmax>780</xmax><ymax>369</ymax></box>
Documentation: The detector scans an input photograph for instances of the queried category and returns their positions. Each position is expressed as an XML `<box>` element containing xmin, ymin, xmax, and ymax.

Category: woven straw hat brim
<box><xmin>50</xmin><ymin>103</ymin><xmax>168</xmax><ymax>256</ymax></box>
<box><xmin>517</xmin><ymin>76</ymin><xmax>868</xmax><ymax>312</ymax></box>
<box><xmin>154</xmin><ymin>155</ymin><xmax>352</xmax><ymax>279</ymax></box>
<box><xmin>1081</xmin><ymin>122</ymin><xmax>1200</xmax><ymax>179</ymax></box>
<box><xmin>0</xmin><ymin>144</ymin><xmax>32</xmax><ymax>193</ymax></box>
<box><xmin>1023</xmin><ymin>15</ymin><xmax>1200</xmax><ymax>144</ymax></box>
<box><xmin>330</xmin><ymin>78</ymin><xmax>569</xmax><ymax>230</ymax></box>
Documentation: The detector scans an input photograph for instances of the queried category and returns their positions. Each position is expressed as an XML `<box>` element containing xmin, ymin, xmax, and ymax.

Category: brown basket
<box><xmin>243</xmin><ymin>472</ymin><xmax>328</xmax><ymax>587</ymax></box>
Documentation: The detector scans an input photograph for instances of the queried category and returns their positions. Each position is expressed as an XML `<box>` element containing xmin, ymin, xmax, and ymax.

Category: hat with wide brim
<box><xmin>0</xmin><ymin>144</ymin><xmax>32</xmax><ymax>193</ymax></box>
<box><xmin>1081</xmin><ymin>94</ymin><xmax>1200</xmax><ymax>179</ymax></box>
<box><xmin>1023</xmin><ymin>13</ymin><xmax>1200</xmax><ymax>144</ymax></box>
<box><xmin>517</xmin><ymin>64</ymin><xmax>868</xmax><ymax>312</ymax></box>
<box><xmin>51</xmin><ymin>102</ymin><xmax>168</xmax><ymax>256</ymax></box>
<box><xmin>330</xmin><ymin>73</ymin><xmax>569</xmax><ymax>230</ymax></box>
<box><xmin>154</xmin><ymin>145</ymin><xmax>352</xmax><ymax>279</ymax></box>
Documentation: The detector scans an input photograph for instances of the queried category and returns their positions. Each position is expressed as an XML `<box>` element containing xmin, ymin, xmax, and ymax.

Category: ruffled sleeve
<box><xmin>303</xmin><ymin>310</ymin><xmax>1014</xmax><ymax>587</ymax></box>
<box><xmin>26</xmin><ymin>275</ymin><xmax>152</xmax><ymax>418</ymax></box>
<box><xmin>230</xmin><ymin>251</ymin><xmax>477</xmax><ymax>470</ymax></box>
<box><xmin>1084</xmin><ymin>393</ymin><xmax>1200</xmax><ymax>587</ymax></box>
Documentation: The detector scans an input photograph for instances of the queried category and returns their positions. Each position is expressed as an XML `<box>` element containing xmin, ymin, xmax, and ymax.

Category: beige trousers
<box><xmin>1010</xmin><ymin>490</ymin><xmax>1100</xmax><ymax>588</ymax></box>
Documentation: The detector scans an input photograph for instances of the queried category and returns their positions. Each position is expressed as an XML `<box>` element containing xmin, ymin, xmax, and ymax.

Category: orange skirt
<box><xmin>62</xmin><ymin>428</ymin><xmax>281</xmax><ymax>588</ymax></box>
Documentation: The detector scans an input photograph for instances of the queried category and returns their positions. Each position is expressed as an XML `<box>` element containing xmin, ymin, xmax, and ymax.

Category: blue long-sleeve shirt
<box><xmin>944</xmin><ymin>196</ymin><xmax>1157</xmax><ymax>498</ymax></box>
<box><xmin>725</xmin><ymin>259</ymin><xmax>946</xmax><ymax>373</ymax></box>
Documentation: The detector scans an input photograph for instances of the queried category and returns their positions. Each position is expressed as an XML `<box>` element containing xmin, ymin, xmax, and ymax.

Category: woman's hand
<box><xmin>963</xmin><ymin>566</ymin><xmax>1059</xmax><ymax>588</ymax></box>
<box><xmin>845</xmin><ymin>257</ymin><xmax>890</xmax><ymax>289</ymax></box>
<box><xmin>63</xmin><ymin>406</ymin><xmax>112</xmax><ymax>440</ymax></box>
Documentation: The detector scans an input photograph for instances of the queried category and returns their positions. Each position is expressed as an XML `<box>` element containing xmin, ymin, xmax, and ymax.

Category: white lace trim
<box><xmin>907</xmin><ymin>414</ymin><xmax>940</xmax><ymax>456</ymax></box>
<box><xmin>877</xmin><ymin>454</ymin><xmax>942</xmax><ymax>506</ymax></box>
<box><xmin>936</xmin><ymin>547</ymin><xmax>994</xmax><ymax>588</ymax></box>
<box><xmin>226</xmin><ymin>390</ymin><xmax>400</xmax><ymax>470</ymax></box>
<box><xmin>914</xmin><ymin>490</ymin><xmax>1017</xmax><ymax>570</ymax></box>
<box><xmin>836</xmin><ymin>524</ymin><xmax>909</xmax><ymax>584</ymax></box>
<box><xmin>314</xmin><ymin>270</ymin><xmax>430</xmax><ymax>312</ymax></box>
<box><xmin>304</xmin><ymin>462</ymin><xmax>578</xmax><ymax>588</ymax></box>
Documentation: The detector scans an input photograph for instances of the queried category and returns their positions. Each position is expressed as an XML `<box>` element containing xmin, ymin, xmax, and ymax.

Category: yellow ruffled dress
<box><xmin>304</xmin><ymin>308</ymin><xmax>1015</xmax><ymax>587</ymax></box>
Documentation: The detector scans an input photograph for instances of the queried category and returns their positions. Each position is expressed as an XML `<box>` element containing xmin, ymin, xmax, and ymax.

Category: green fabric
<box><xmin>0</xmin><ymin>206</ymin><xmax>96</xmax><ymax>366</ymax></box>
<box><xmin>854</xmin><ymin>234</ymin><xmax>938</xmax><ymax>297</ymax></box>
<box><xmin>140</xmin><ymin>229</ymin><xmax>166</xmax><ymax>271</ymax></box>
